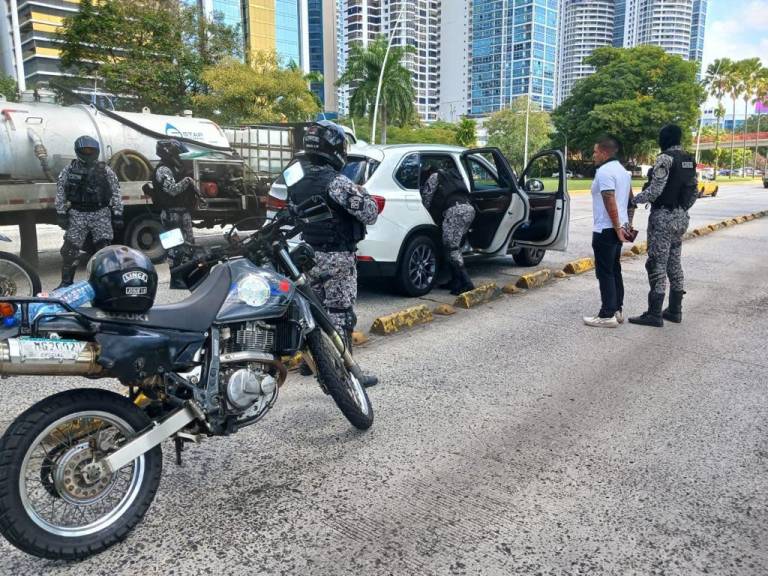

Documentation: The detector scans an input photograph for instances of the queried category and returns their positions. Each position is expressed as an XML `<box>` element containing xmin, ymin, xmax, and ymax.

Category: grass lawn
<box><xmin>540</xmin><ymin>178</ymin><xmax>647</xmax><ymax>194</ymax></box>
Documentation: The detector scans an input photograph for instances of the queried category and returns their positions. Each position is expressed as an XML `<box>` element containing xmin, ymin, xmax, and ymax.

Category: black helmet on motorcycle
<box><xmin>87</xmin><ymin>246</ymin><xmax>158</xmax><ymax>313</ymax></box>
<box><xmin>156</xmin><ymin>139</ymin><xmax>189</xmax><ymax>161</ymax></box>
<box><xmin>74</xmin><ymin>135</ymin><xmax>100</xmax><ymax>166</ymax></box>
<box><xmin>303</xmin><ymin>121</ymin><xmax>348</xmax><ymax>170</ymax></box>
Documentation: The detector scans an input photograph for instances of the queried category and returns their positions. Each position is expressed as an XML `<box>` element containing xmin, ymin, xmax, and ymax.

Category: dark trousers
<box><xmin>592</xmin><ymin>228</ymin><xmax>624</xmax><ymax>318</ymax></box>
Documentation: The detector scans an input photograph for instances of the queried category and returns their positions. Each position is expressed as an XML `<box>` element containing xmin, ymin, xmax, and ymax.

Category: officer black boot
<box><xmin>439</xmin><ymin>264</ymin><xmax>459</xmax><ymax>291</ymax></box>
<box><xmin>451</xmin><ymin>264</ymin><xmax>475</xmax><ymax>296</ymax></box>
<box><xmin>55</xmin><ymin>264</ymin><xmax>77</xmax><ymax>291</ymax></box>
<box><xmin>663</xmin><ymin>290</ymin><xmax>685</xmax><ymax>323</ymax></box>
<box><xmin>345</xmin><ymin>328</ymin><xmax>378</xmax><ymax>388</ymax></box>
<box><xmin>629</xmin><ymin>292</ymin><xmax>665</xmax><ymax>327</ymax></box>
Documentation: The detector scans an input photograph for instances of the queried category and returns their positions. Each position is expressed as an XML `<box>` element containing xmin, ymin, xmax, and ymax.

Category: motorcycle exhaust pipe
<box><xmin>0</xmin><ymin>338</ymin><xmax>102</xmax><ymax>376</ymax></box>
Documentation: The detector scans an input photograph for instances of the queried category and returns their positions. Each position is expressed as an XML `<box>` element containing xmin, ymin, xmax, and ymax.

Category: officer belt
<box><xmin>653</xmin><ymin>204</ymin><xmax>680</xmax><ymax>211</ymax></box>
<box><xmin>70</xmin><ymin>205</ymin><xmax>109</xmax><ymax>212</ymax></box>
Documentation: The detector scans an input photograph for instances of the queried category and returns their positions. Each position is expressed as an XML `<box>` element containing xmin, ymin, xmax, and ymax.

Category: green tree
<box><xmin>337</xmin><ymin>36</ymin><xmax>416</xmax><ymax>144</ymax></box>
<box><xmin>724</xmin><ymin>60</ymin><xmax>746</xmax><ymax>175</ymax></box>
<box><xmin>553</xmin><ymin>45</ymin><xmax>704</xmax><ymax>161</ymax></box>
<box><xmin>59</xmin><ymin>0</ymin><xmax>241</xmax><ymax>113</ymax></box>
<box><xmin>0</xmin><ymin>74</ymin><xmax>17</xmax><ymax>101</ymax></box>
<box><xmin>751</xmin><ymin>69</ymin><xmax>768</xmax><ymax>171</ymax></box>
<box><xmin>486</xmin><ymin>97</ymin><xmax>552</xmax><ymax>169</ymax></box>
<box><xmin>737</xmin><ymin>58</ymin><xmax>763</xmax><ymax>173</ymax></box>
<box><xmin>193</xmin><ymin>52</ymin><xmax>319</xmax><ymax>124</ymax></box>
<box><xmin>704</xmin><ymin>58</ymin><xmax>733</xmax><ymax>176</ymax></box>
<box><xmin>454</xmin><ymin>117</ymin><xmax>477</xmax><ymax>147</ymax></box>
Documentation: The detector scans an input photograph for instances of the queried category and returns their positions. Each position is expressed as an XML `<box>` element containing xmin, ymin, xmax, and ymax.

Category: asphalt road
<box><xmin>0</xmin><ymin>184</ymin><xmax>766</xmax><ymax>574</ymax></box>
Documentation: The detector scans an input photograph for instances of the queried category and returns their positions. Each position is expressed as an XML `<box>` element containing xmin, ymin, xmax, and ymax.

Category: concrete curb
<box><xmin>352</xmin><ymin>331</ymin><xmax>369</xmax><ymax>345</ymax></box>
<box><xmin>433</xmin><ymin>304</ymin><xmax>456</xmax><ymax>316</ymax></box>
<box><xmin>454</xmin><ymin>283</ymin><xmax>503</xmax><ymax>309</ymax></box>
<box><xmin>502</xmin><ymin>283</ymin><xmax>522</xmax><ymax>294</ymax></box>
<box><xmin>370</xmin><ymin>305</ymin><xmax>433</xmax><ymax>335</ymax></box>
<box><xmin>562</xmin><ymin>258</ymin><xmax>595</xmax><ymax>275</ymax></box>
<box><xmin>516</xmin><ymin>269</ymin><xmax>552</xmax><ymax>289</ymax></box>
<box><xmin>630</xmin><ymin>241</ymin><xmax>648</xmax><ymax>255</ymax></box>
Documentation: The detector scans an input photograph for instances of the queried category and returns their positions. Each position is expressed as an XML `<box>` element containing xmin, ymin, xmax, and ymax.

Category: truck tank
<box><xmin>0</xmin><ymin>97</ymin><xmax>231</xmax><ymax>182</ymax></box>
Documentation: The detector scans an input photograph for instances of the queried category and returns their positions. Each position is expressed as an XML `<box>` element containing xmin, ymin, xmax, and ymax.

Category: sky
<box><xmin>701</xmin><ymin>0</ymin><xmax>768</xmax><ymax>109</ymax></box>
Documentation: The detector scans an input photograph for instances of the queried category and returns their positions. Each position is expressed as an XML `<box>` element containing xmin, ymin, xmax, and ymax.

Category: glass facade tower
<box><xmin>469</xmin><ymin>0</ymin><xmax>559</xmax><ymax>115</ymax></box>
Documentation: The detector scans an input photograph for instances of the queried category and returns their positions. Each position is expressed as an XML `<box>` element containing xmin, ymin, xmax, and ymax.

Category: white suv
<box><xmin>269</xmin><ymin>144</ymin><xmax>570</xmax><ymax>296</ymax></box>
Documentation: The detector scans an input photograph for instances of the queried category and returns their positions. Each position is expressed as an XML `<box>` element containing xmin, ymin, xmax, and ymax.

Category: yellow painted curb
<box><xmin>622</xmin><ymin>249</ymin><xmax>636</xmax><ymax>258</ymax></box>
<box><xmin>454</xmin><ymin>283</ymin><xmax>502</xmax><ymax>309</ymax></box>
<box><xmin>683</xmin><ymin>232</ymin><xmax>696</xmax><ymax>240</ymax></box>
<box><xmin>433</xmin><ymin>304</ymin><xmax>456</xmax><ymax>316</ymax></box>
<box><xmin>745</xmin><ymin>214</ymin><xmax>755</xmax><ymax>221</ymax></box>
<box><xmin>631</xmin><ymin>242</ymin><xmax>648</xmax><ymax>255</ymax></box>
<box><xmin>516</xmin><ymin>269</ymin><xmax>552</xmax><ymax>290</ymax></box>
<box><xmin>735</xmin><ymin>216</ymin><xmax>747</xmax><ymax>224</ymax></box>
<box><xmin>286</xmin><ymin>352</ymin><xmax>303</xmax><ymax>370</ymax></box>
<box><xmin>352</xmin><ymin>331</ymin><xmax>369</xmax><ymax>345</ymax></box>
<box><xmin>563</xmin><ymin>257</ymin><xmax>595</xmax><ymax>275</ymax></box>
<box><xmin>370</xmin><ymin>305</ymin><xmax>433</xmax><ymax>335</ymax></box>
<box><xmin>502</xmin><ymin>283</ymin><xmax>521</xmax><ymax>294</ymax></box>
<box><xmin>554</xmin><ymin>270</ymin><xmax>568</xmax><ymax>279</ymax></box>
<box><xmin>728</xmin><ymin>218</ymin><xmax>739</xmax><ymax>226</ymax></box>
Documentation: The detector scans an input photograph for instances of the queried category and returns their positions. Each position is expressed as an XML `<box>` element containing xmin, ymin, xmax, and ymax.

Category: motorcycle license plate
<box><xmin>159</xmin><ymin>229</ymin><xmax>184</xmax><ymax>249</ymax></box>
<box><xmin>12</xmin><ymin>338</ymin><xmax>87</xmax><ymax>362</ymax></box>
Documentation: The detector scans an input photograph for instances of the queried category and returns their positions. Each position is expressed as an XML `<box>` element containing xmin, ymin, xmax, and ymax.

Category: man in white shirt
<box><xmin>583</xmin><ymin>135</ymin><xmax>631</xmax><ymax>328</ymax></box>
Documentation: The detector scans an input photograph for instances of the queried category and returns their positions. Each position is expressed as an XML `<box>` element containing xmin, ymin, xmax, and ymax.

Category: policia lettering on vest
<box><xmin>630</xmin><ymin>124</ymin><xmax>698</xmax><ymax>327</ymax></box>
<box><xmin>55</xmin><ymin>136</ymin><xmax>123</xmax><ymax>290</ymax></box>
<box><xmin>286</xmin><ymin>121</ymin><xmax>380</xmax><ymax>388</ymax></box>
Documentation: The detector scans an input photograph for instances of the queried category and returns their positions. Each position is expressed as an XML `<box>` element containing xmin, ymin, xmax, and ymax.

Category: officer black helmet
<box><xmin>303</xmin><ymin>121</ymin><xmax>348</xmax><ymax>170</ymax></box>
<box><xmin>87</xmin><ymin>246</ymin><xmax>158</xmax><ymax>313</ymax></box>
<box><xmin>659</xmin><ymin>124</ymin><xmax>682</xmax><ymax>151</ymax></box>
<box><xmin>74</xmin><ymin>135</ymin><xmax>100</xmax><ymax>166</ymax></box>
<box><xmin>156</xmin><ymin>139</ymin><xmax>189</xmax><ymax>161</ymax></box>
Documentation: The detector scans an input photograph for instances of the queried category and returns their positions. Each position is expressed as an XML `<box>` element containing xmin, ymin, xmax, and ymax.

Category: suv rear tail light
<box><xmin>267</xmin><ymin>195</ymin><xmax>287</xmax><ymax>211</ymax></box>
<box><xmin>372</xmin><ymin>195</ymin><xmax>386</xmax><ymax>214</ymax></box>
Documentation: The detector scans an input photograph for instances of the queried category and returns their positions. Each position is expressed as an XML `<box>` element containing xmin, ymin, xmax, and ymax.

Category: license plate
<box><xmin>159</xmin><ymin>228</ymin><xmax>184</xmax><ymax>249</ymax></box>
<box><xmin>14</xmin><ymin>338</ymin><xmax>87</xmax><ymax>362</ymax></box>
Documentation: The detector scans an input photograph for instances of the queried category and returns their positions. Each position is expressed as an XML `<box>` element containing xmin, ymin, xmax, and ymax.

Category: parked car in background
<box><xmin>698</xmin><ymin>176</ymin><xmax>719</xmax><ymax>198</ymax></box>
<box><xmin>763</xmin><ymin>171</ymin><xmax>768</xmax><ymax>188</ymax></box>
<box><xmin>270</xmin><ymin>144</ymin><xmax>570</xmax><ymax>296</ymax></box>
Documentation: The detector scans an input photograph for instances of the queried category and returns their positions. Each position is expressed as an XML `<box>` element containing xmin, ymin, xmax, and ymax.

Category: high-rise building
<box><xmin>305</xmin><ymin>0</ymin><xmax>341</xmax><ymax>109</ymax></box>
<box><xmin>438</xmin><ymin>0</ymin><xmax>470</xmax><ymax>122</ymax></box>
<box><xmin>468</xmin><ymin>0</ymin><xmax>559</xmax><ymax>115</ymax></box>
<box><xmin>558</xmin><ymin>0</ymin><xmax>709</xmax><ymax>104</ymax></box>
<box><xmin>556</xmin><ymin>0</ymin><xmax>614</xmax><ymax>104</ymax></box>
<box><xmin>335</xmin><ymin>0</ymin><xmax>440</xmax><ymax>122</ymax></box>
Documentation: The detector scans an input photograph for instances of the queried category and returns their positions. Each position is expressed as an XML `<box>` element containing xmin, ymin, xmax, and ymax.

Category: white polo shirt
<box><xmin>591</xmin><ymin>159</ymin><xmax>631</xmax><ymax>233</ymax></box>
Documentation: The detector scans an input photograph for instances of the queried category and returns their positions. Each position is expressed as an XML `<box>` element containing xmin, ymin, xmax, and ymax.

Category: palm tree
<box><xmin>704</xmin><ymin>58</ymin><xmax>732</xmax><ymax>179</ymax></box>
<box><xmin>752</xmin><ymin>68</ymin><xmax>768</xmax><ymax>174</ymax></box>
<box><xmin>738</xmin><ymin>58</ymin><xmax>762</xmax><ymax>176</ymax></box>
<box><xmin>725</xmin><ymin>60</ymin><xmax>750</xmax><ymax>178</ymax></box>
<box><xmin>337</xmin><ymin>36</ymin><xmax>416</xmax><ymax>144</ymax></box>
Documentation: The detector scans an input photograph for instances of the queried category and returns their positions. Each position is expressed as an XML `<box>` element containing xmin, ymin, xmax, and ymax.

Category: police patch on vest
<box><xmin>125</xmin><ymin>286</ymin><xmax>148</xmax><ymax>295</ymax></box>
<box><xmin>122</xmin><ymin>271</ymin><xmax>149</xmax><ymax>283</ymax></box>
<box><xmin>682</xmin><ymin>162</ymin><xmax>694</xmax><ymax>169</ymax></box>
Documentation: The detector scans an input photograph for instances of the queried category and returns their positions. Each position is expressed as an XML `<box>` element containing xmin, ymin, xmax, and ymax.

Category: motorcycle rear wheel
<box><xmin>0</xmin><ymin>388</ymin><xmax>162</xmax><ymax>560</ymax></box>
<box><xmin>0</xmin><ymin>251</ymin><xmax>41</xmax><ymax>297</ymax></box>
<box><xmin>307</xmin><ymin>329</ymin><xmax>374</xmax><ymax>430</ymax></box>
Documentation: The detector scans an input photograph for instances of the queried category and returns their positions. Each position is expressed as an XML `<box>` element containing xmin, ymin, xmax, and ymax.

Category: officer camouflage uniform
<box><xmin>421</xmin><ymin>170</ymin><xmax>476</xmax><ymax>295</ymax></box>
<box><xmin>630</xmin><ymin>125</ymin><xmax>697</xmax><ymax>327</ymax></box>
<box><xmin>287</xmin><ymin>121</ymin><xmax>379</xmax><ymax>387</ymax></box>
<box><xmin>149</xmin><ymin>141</ymin><xmax>198</xmax><ymax>289</ymax></box>
<box><xmin>55</xmin><ymin>136</ymin><xmax>123</xmax><ymax>289</ymax></box>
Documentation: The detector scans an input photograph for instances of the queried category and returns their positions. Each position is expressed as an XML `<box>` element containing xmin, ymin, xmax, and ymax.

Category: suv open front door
<box><xmin>460</xmin><ymin>147</ymin><xmax>528</xmax><ymax>254</ymax></box>
<box><xmin>512</xmin><ymin>150</ymin><xmax>570</xmax><ymax>251</ymax></box>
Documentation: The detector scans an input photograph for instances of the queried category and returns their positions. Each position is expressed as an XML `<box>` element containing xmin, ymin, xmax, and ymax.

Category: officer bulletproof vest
<box><xmin>652</xmin><ymin>150</ymin><xmax>697</xmax><ymax>210</ymax></box>
<box><xmin>65</xmin><ymin>161</ymin><xmax>111</xmax><ymax>209</ymax></box>
<box><xmin>427</xmin><ymin>168</ymin><xmax>471</xmax><ymax>223</ymax></box>
<box><xmin>287</xmin><ymin>160</ymin><xmax>365</xmax><ymax>252</ymax></box>
<box><xmin>150</xmin><ymin>163</ymin><xmax>196</xmax><ymax>210</ymax></box>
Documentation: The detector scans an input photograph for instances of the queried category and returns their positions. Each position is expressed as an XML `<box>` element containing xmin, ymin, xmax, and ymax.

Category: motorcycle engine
<box><xmin>225</xmin><ymin>366</ymin><xmax>277</xmax><ymax>411</ymax></box>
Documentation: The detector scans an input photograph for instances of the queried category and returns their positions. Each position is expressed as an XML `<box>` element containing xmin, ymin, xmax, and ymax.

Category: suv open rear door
<box><xmin>511</xmin><ymin>150</ymin><xmax>570</xmax><ymax>251</ymax></box>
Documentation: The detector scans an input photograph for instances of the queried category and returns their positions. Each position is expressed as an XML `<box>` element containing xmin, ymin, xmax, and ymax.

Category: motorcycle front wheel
<box><xmin>306</xmin><ymin>329</ymin><xmax>374</xmax><ymax>430</ymax></box>
<box><xmin>0</xmin><ymin>251</ymin><xmax>41</xmax><ymax>296</ymax></box>
<box><xmin>0</xmin><ymin>388</ymin><xmax>162</xmax><ymax>560</ymax></box>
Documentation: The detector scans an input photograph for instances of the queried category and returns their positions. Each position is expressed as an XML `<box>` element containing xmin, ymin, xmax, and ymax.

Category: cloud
<box><xmin>702</xmin><ymin>0</ymin><xmax>768</xmax><ymax>68</ymax></box>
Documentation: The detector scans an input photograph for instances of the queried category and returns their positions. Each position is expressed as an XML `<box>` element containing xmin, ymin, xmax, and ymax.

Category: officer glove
<box><xmin>112</xmin><ymin>214</ymin><xmax>125</xmax><ymax>231</ymax></box>
<box><xmin>57</xmin><ymin>213</ymin><xmax>68</xmax><ymax>230</ymax></box>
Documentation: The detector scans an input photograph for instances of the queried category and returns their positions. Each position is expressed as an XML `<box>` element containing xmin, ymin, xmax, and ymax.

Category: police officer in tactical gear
<box><xmin>55</xmin><ymin>135</ymin><xmax>123</xmax><ymax>289</ymax></box>
<box><xmin>420</xmin><ymin>165</ymin><xmax>476</xmax><ymax>295</ymax></box>
<box><xmin>286</xmin><ymin>121</ymin><xmax>380</xmax><ymax>387</ymax></box>
<box><xmin>630</xmin><ymin>124</ymin><xmax>697</xmax><ymax>327</ymax></box>
<box><xmin>150</xmin><ymin>139</ymin><xmax>199</xmax><ymax>289</ymax></box>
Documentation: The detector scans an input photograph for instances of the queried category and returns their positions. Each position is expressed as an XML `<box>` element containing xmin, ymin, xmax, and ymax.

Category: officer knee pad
<box><xmin>60</xmin><ymin>240</ymin><xmax>80</xmax><ymax>263</ymax></box>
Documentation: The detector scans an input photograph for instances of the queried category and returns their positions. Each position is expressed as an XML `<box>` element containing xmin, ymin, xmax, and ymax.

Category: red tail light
<box><xmin>267</xmin><ymin>195</ymin><xmax>287</xmax><ymax>211</ymax></box>
<box><xmin>201</xmin><ymin>182</ymin><xmax>219</xmax><ymax>198</ymax></box>
<box><xmin>372</xmin><ymin>195</ymin><xmax>386</xmax><ymax>214</ymax></box>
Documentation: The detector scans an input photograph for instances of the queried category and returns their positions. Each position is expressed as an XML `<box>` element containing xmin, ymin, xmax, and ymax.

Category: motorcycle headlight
<box><xmin>234</xmin><ymin>275</ymin><xmax>271</xmax><ymax>308</ymax></box>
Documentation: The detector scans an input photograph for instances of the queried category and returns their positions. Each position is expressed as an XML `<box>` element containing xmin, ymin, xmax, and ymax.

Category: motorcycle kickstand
<box><xmin>174</xmin><ymin>436</ymin><xmax>184</xmax><ymax>466</ymax></box>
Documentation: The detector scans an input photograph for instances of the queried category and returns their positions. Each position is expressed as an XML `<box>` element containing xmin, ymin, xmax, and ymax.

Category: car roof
<box><xmin>373</xmin><ymin>144</ymin><xmax>468</xmax><ymax>154</ymax></box>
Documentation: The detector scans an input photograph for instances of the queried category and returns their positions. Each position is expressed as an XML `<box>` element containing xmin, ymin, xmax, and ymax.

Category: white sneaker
<box><xmin>615</xmin><ymin>310</ymin><xmax>624</xmax><ymax>324</ymax></box>
<box><xmin>583</xmin><ymin>315</ymin><xmax>619</xmax><ymax>328</ymax></box>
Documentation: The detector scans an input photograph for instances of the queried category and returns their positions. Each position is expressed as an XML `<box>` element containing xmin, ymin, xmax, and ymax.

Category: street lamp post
<box><xmin>371</xmin><ymin>4</ymin><xmax>406</xmax><ymax>145</ymax></box>
<box><xmin>524</xmin><ymin>78</ymin><xmax>532</xmax><ymax>167</ymax></box>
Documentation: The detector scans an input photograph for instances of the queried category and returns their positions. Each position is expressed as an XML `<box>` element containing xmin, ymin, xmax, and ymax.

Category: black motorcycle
<box><xmin>0</xmin><ymin>198</ymin><xmax>373</xmax><ymax>560</ymax></box>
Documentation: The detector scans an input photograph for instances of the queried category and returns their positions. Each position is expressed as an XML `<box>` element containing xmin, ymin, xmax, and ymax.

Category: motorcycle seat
<box><xmin>79</xmin><ymin>264</ymin><xmax>232</xmax><ymax>332</ymax></box>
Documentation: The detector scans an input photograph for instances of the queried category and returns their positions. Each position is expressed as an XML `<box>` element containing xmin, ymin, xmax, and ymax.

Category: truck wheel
<box><xmin>513</xmin><ymin>247</ymin><xmax>546</xmax><ymax>267</ymax></box>
<box><xmin>396</xmin><ymin>234</ymin><xmax>438</xmax><ymax>297</ymax></box>
<box><xmin>125</xmin><ymin>215</ymin><xmax>165</xmax><ymax>263</ymax></box>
